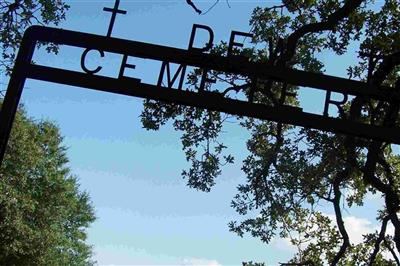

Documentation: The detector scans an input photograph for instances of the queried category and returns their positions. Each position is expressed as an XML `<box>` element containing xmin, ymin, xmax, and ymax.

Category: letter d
<box><xmin>188</xmin><ymin>24</ymin><xmax>214</xmax><ymax>52</ymax></box>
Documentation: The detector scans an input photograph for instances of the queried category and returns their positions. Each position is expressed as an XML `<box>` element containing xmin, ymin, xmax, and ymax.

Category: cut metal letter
<box><xmin>323</xmin><ymin>90</ymin><xmax>348</xmax><ymax>117</ymax></box>
<box><xmin>228</xmin><ymin>31</ymin><xmax>253</xmax><ymax>57</ymax></box>
<box><xmin>157</xmin><ymin>62</ymin><xmax>187</xmax><ymax>89</ymax></box>
<box><xmin>119</xmin><ymin>54</ymin><xmax>141</xmax><ymax>82</ymax></box>
<box><xmin>81</xmin><ymin>48</ymin><xmax>104</xmax><ymax>74</ymax></box>
<box><xmin>188</xmin><ymin>24</ymin><xmax>214</xmax><ymax>52</ymax></box>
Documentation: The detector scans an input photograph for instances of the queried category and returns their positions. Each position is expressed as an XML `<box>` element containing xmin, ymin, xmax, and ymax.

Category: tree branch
<box><xmin>265</xmin><ymin>4</ymin><xmax>286</xmax><ymax>14</ymax></box>
<box><xmin>222</xmin><ymin>83</ymin><xmax>249</xmax><ymax>96</ymax></box>
<box><xmin>384</xmin><ymin>239</ymin><xmax>400</xmax><ymax>266</ymax></box>
<box><xmin>362</xmin><ymin>140</ymin><xmax>400</xmax><ymax>254</ymax></box>
<box><xmin>202</xmin><ymin>0</ymin><xmax>219</xmax><ymax>15</ymax></box>
<box><xmin>361</xmin><ymin>79</ymin><xmax>400</xmax><ymax>254</ymax></box>
<box><xmin>371</xmin><ymin>51</ymin><xmax>400</xmax><ymax>86</ymax></box>
<box><xmin>331</xmin><ymin>169</ymin><xmax>351</xmax><ymax>266</ymax></box>
<box><xmin>280</xmin><ymin>0</ymin><xmax>363</xmax><ymax>65</ymax></box>
<box><xmin>369</xmin><ymin>215</ymin><xmax>390</xmax><ymax>265</ymax></box>
<box><xmin>186</xmin><ymin>0</ymin><xmax>202</xmax><ymax>14</ymax></box>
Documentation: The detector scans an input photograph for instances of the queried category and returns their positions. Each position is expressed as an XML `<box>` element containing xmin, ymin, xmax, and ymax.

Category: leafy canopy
<box><xmin>147</xmin><ymin>0</ymin><xmax>400</xmax><ymax>264</ymax></box>
<box><xmin>1</xmin><ymin>1</ymin><xmax>95</xmax><ymax>265</ymax></box>
<box><xmin>0</xmin><ymin>0</ymin><xmax>69</xmax><ymax>73</ymax></box>
<box><xmin>0</xmin><ymin>104</ymin><xmax>95</xmax><ymax>265</ymax></box>
<box><xmin>2</xmin><ymin>0</ymin><xmax>400</xmax><ymax>264</ymax></box>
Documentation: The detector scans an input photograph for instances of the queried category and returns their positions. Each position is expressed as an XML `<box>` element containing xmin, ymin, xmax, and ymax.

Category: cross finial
<box><xmin>103</xmin><ymin>0</ymin><xmax>127</xmax><ymax>37</ymax></box>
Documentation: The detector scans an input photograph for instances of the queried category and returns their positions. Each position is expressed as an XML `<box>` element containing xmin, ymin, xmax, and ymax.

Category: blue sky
<box><xmin>2</xmin><ymin>0</ymin><xmax>393</xmax><ymax>265</ymax></box>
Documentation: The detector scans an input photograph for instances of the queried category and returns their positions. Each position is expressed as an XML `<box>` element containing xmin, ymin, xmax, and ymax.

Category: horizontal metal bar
<box><xmin>27</xmin><ymin>64</ymin><xmax>400</xmax><ymax>144</ymax></box>
<box><xmin>25</xmin><ymin>26</ymin><xmax>399</xmax><ymax>102</ymax></box>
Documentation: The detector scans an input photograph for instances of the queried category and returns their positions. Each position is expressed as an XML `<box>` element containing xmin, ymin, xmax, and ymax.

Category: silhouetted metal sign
<box><xmin>1</xmin><ymin>1</ymin><xmax>400</xmax><ymax>165</ymax></box>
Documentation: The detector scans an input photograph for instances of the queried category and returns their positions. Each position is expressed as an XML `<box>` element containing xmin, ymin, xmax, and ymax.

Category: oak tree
<box><xmin>151</xmin><ymin>0</ymin><xmax>400</xmax><ymax>264</ymax></box>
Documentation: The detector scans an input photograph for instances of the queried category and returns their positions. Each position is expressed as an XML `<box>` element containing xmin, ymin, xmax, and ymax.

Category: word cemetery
<box><xmin>1</xmin><ymin>0</ymin><xmax>399</xmax><ymax>165</ymax></box>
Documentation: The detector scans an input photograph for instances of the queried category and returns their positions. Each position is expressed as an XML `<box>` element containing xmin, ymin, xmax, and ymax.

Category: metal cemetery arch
<box><xmin>1</xmin><ymin>24</ymin><xmax>400</xmax><ymax>166</ymax></box>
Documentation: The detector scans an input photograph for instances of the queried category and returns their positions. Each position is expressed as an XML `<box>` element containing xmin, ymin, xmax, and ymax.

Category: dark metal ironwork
<box><xmin>103</xmin><ymin>0</ymin><xmax>127</xmax><ymax>37</ymax></box>
<box><xmin>0</xmin><ymin>25</ymin><xmax>399</xmax><ymax>166</ymax></box>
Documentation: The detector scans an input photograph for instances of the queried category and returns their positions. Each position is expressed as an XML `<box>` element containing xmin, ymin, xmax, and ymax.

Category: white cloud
<box><xmin>333</xmin><ymin>216</ymin><xmax>400</xmax><ymax>260</ymax></box>
<box><xmin>182</xmin><ymin>258</ymin><xmax>221</xmax><ymax>266</ymax></box>
<box><xmin>271</xmin><ymin>215</ymin><xmax>377</xmax><ymax>250</ymax></box>
<box><xmin>322</xmin><ymin>214</ymin><xmax>376</xmax><ymax>245</ymax></box>
<box><xmin>271</xmin><ymin>237</ymin><xmax>297</xmax><ymax>252</ymax></box>
<box><xmin>343</xmin><ymin>216</ymin><xmax>374</xmax><ymax>245</ymax></box>
<box><xmin>93</xmin><ymin>245</ymin><xmax>222</xmax><ymax>266</ymax></box>
<box><xmin>269</xmin><ymin>215</ymin><xmax>400</xmax><ymax>261</ymax></box>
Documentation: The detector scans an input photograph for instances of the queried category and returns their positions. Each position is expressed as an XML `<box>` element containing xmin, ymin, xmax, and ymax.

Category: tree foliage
<box><xmin>0</xmin><ymin>1</ymin><xmax>95</xmax><ymax>264</ymax></box>
<box><xmin>152</xmin><ymin>0</ymin><xmax>400</xmax><ymax>264</ymax></box>
<box><xmin>0</xmin><ymin>0</ymin><xmax>69</xmax><ymax>73</ymax></box>
<box><xmin>0</xmin><ymin>104</ymin><xmax>95</xmax><ymax>265</ymax></box>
